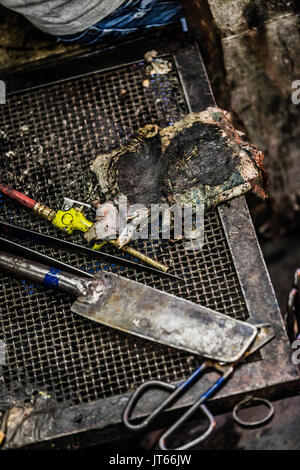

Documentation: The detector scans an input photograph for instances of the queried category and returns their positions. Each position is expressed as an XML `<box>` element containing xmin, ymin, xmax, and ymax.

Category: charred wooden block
<box><xmin>89</xmin><ymin>107</ymin><xmax>266</xmax><ymax>245</ymax></box>
<box><xmin>91</xmin><ymin>106</ymin><xmax>267</xmax><ymax>209</ymax></box>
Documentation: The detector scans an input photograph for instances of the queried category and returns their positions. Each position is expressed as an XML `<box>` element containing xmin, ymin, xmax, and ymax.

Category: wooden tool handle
<box><xmin>0</xmin><ymin>182</ymin><xmax>37</xmax><ymax>209</ymax></box>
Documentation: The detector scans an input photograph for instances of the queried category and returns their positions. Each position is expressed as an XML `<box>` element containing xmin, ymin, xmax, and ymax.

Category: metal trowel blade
<box><xmin>71</xmin><ymin>272</ymin><xmax>257</xmax><ymax>363</ymax></box>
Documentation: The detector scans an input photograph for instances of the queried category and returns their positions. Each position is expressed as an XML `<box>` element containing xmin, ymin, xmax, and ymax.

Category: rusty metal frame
<box><xmin>0</xmin><ymin>31</ymin><xmax>299</xmax><ymax>449</ymax></box>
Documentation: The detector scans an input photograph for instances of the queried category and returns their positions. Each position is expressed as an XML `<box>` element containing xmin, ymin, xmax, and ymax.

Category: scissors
<box><xmin>123</xmin><ymin>324</ymin><xmax>275</xmax><ymax>450</ymax></box>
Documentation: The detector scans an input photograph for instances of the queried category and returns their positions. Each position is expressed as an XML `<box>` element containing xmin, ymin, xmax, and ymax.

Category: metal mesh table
<box><xmin>0</xmin><ymin>32</ymin><xmax>298</xmax><ymax>448</ymax></box>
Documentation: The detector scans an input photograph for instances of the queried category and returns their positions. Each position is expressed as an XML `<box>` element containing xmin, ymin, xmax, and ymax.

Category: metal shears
<box><xmin>123</xmin><ymin>324</ymin><xmax>275</xmax><ymax>450</ymax></box>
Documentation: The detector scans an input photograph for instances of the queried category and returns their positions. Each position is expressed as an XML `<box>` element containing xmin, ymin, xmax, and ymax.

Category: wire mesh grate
<box><xmin>0</xmin><ymin>56</ymin><xmax>249</xmax><ymax>404</ymax></box>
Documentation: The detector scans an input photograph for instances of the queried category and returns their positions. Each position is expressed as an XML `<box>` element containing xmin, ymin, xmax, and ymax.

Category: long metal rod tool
<box><xmin>0</xmin><ymin>237</ymin><xmax>93</xmax><ymax>279</ymax></box>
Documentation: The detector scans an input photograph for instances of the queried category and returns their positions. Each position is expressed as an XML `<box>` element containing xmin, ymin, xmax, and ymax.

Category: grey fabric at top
<box><xmin>0</xmin><ymin>0</ymin><xmax>125</xmax><ymax>35</ymax></box>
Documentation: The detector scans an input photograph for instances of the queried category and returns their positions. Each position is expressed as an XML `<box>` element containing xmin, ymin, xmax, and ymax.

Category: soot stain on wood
<box><xmin>115</xmin><ymin>121</ymin><xmax>240</xmax><ymax>204</ymax></box>
<box><xmin>162</xmin><ymin>122</ymin><xmax>240</xmax><ymax>191</ymax></box>
<box><xmin>243</xmin><ymin>0</ymin><xmax>298</xmax><ymax>30</ymax></box>
<box><xmin>115</xmin><ymin>131</ymin><xmax>164</xmax><ymax>206</ymax></box>
<box><xmin>243</xmin><ymin>1</ymin><xmax>268</xmax><ymax>30</ymax></box>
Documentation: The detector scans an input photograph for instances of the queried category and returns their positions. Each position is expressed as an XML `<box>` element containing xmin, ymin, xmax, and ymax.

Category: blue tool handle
<box><xmin>199</xmin><ymin>374</ymin><xmax>227</xmax><ymax>403</ymax></box>
<box><xmin>158</xmin><ymin>370</ymin><xmax>233</xmax><ymax>450</ymax></box>
<box><xmin>179</xmin><ymin>363</ymin><xmax>207</xmax><ymax>390</ymax></box>
<box><xmin>123</xmin><ymin>363</ymin><xmax>207</xmax><ymax>432</ymax></box>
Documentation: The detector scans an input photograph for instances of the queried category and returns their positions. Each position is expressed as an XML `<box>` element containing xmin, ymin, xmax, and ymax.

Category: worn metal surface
<box><xmin>0</xmin><ymin>33</ymin><xmax>298</xmax><ymax>448</ymax></box>
<box><xmin>0</xmin><ymin>250</ymin><xmax>257</xmax><ymax>361</ymax></box>
<box><xmin>73</xmin><ymin>272</ymin><xmax>257</xmax><ymax>362</ymax></box>
<box><xmin>0</xmin><ymin>251</ymin><xmax>88</xmax><ymax>296</ymax></box>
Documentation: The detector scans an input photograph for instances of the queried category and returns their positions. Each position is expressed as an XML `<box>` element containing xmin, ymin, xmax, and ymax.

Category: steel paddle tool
<box><xmin>0</xmin><ymin>251</ymin><xmax>257</xmax><ymax>361</ymax></box>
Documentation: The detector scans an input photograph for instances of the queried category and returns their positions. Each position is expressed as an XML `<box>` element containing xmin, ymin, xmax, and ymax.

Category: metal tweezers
<box><xmin>0</xmin><ymin>220</ymin><xmax>183</xmax><ymax>281</ymax></box>
<box><xmin>123</xmin><ymin>324</ymin><xmax>275</xmax><ymax>450</ymax></box>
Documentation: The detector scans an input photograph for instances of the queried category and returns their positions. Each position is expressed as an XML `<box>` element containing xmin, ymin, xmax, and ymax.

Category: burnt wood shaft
<box><xmin>0</xmin><ymin>251</ymin><xmax>87</xmax><ymax>297</ymax></box>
